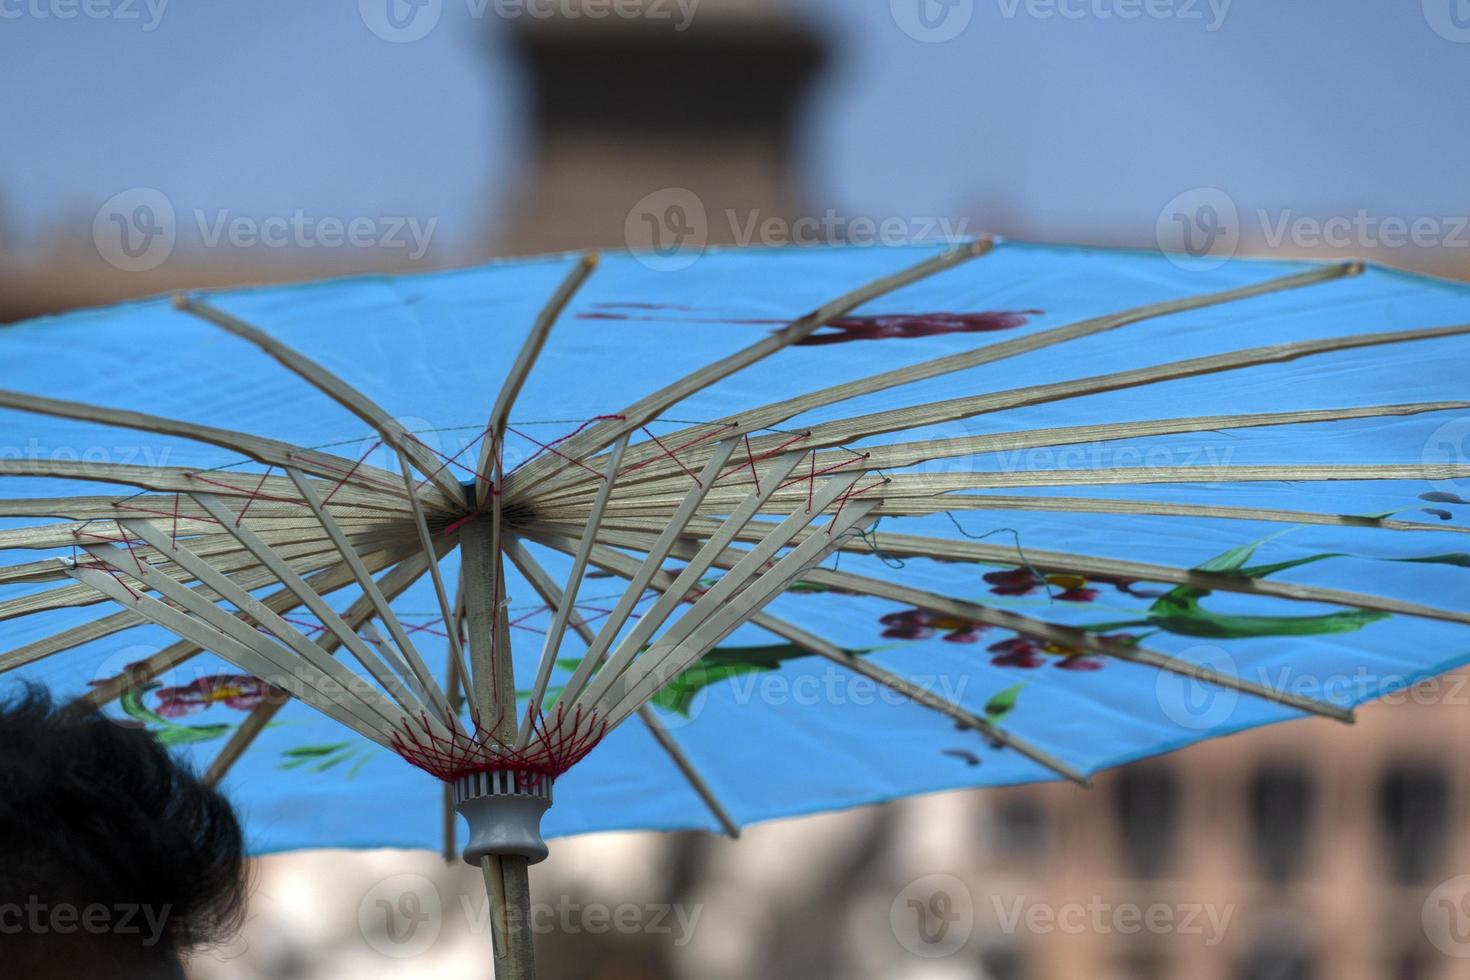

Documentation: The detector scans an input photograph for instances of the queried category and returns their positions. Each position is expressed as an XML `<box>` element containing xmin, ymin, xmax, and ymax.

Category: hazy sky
<box><xmin>2</xmin><ymin>0</ymin><xmax>1467</xmax><ymax>261</ymax></box>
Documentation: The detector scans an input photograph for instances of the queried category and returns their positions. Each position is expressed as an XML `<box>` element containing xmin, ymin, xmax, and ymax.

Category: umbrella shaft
<box><xmin>482</xmin><ymin>854</ymin><xmax>537</xmax><ymax>978</ymax></box>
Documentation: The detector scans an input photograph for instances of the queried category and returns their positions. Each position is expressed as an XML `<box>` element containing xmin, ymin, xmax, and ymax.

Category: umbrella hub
<box><xmin>453</xmin><ymin>769</ymin><xmax>554</xmax><ymax>866</ymax></box>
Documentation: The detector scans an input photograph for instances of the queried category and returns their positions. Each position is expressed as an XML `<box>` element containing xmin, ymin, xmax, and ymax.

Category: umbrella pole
<box><xmin>461</xmin><ymin>511</ymin><xmax>542</xmax><ymax>979</ymax></box>
<box><xmin>481</xmin><ymin>854</ymin><xmax>537</xmax><ymax>979</ymax></box>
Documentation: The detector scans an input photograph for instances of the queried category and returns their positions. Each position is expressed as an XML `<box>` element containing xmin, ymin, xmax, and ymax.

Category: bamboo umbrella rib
<box><xmin>0</xmin><ymin>387</ymin><xmax>423</xmax><ymax>509</ymax></box>
<box><xmin>475</xmin><ymin>253</ymin><xmax>600</xmax><ymax>506</ymax></box>
<box><xmin>203</xmin><ymin>696</ymin><xmax>280</xmax><ymax>787</ymax></box>
<box><xmin>517</xmin><ymin>436</ymin><xmax>629</xmax><ymax>747</ymax></box>
<box><xmin>189</xmin><ymin>491</ymin><xmax>451</xmax><ymax>727</ymax></box>
<box><xmin>285</xmin><ymin>466</ymin><xmax>454</xmax><ymax>723</ymax></box>
<box><xmin>174</xmin><ymin>296</ymin><xmax>467</xmax><ymax>506</ymax></box>
<box><xmin>502</xmin><ymin>240</ymin><xmax>995</xmax><ymax>499</ymax></box>
<box><xmin>573</xmin><ymin>464</ymin><xmax>864</xmax><ymax>713</ymax></box>
<box><xmin>555</xmin><ymin>463</ymin><xmax>1470</xmax><ymax>520</ymax></box>
<box><xmin>1</xmin><ymin>543</ymin><xmax>413</xmax><ymax>682</ymax></box>
<box><xmin>80</xmin><ymin>541</ymin><xmax>408</xmax><ymax>734</ymax></box>
<box><xmin>826</xmin><ymin>494</ymin><xmax>1470</xmax><ymax>535</ymax></box>
<box><xmin>644</xmin><ymin>537</ymin><xmax>1356</xmax><ymax>724</ymax></box>
<box><xmin>545</xmin><ymin>261</ymin><xmax>1362</xmax><ymax>495</ymax></box>
<box><xmin>0</xmin><ymin>495</ymin><xmax>392</xmax><ymax>523</ymax></box>
<box><xmin>585</xmin><ymin>481</ymin><xmax>878</xmax><ymax>718</ymax></box>
<box><xmin>0</xmin><ymin>459</ymin><xmax>398</xmax><ymax>513</ymax></box>
<box><xmin>536</xmin><ymin>533</ymin><xmax>1091</xmax><ymax>787</ymax></box>
<box><xmin>117</xmin><ymin>518</ymin><xmax>439</xmax><ymax>727</ymax></box>
<box><xmin>0</xmin><ymin>532</ymin><xmax>394</xmax><ymax>622</ymax></box>
<box><xmin>395</xmin><ymin>447</ymin><xmax>472</xmax><ymax>699</ymax></box>
<box><xmin>546</xmin><ymin>438</ymin><xmax>740</xmax><ymax>715</ymax></box>
<box><xmin>594</xmin><ymin>517</ymin><xmax>1470</xmax><ymax>632</ymax></box>
<box><xmin>77</xmin><ymin>544</ymin><xmax>427</xmax><ymax>708</ymax></box>
<box><xmin>720</xmin><ymin>322</ymin><xmax>1470</xmax><ymax>461</ymax></box>
<box><xmin>598</xmin><ymin>499</ymin><xmax>883</xmax><ymax>728</ymax></box>
<box><xmin>546</xmin><ymin>401</ymin><xmax>1470</xmax><ymax>505</ymax></box>
<box><xmin>65</xmin><ymin>563</ymin><xmax>400</xmax><ymax>745</ymax></box>
<box><xmin>501</xmin><ymin>535</ymin><xmax>743</xmax><ymax>837</ymax></box>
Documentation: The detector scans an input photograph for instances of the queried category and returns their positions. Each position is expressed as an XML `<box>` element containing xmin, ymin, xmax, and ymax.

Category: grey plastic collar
<box><xmin>453</xmin><ymin>770</ymin><xmax>554</xmax><ymax>866</ymax></box>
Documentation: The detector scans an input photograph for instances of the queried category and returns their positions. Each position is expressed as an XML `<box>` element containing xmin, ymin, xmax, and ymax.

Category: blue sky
<box><xmin>2</xmin><ymin>0</ymin><xmax>1468</xmax><ymax>266</ymax></box>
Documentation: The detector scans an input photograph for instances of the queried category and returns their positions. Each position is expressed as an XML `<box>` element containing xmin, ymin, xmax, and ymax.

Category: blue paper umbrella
<box><xmin>2</xmin><ymin>240</ymin><xmax>1468</xmax><ymax>974</ymax></box>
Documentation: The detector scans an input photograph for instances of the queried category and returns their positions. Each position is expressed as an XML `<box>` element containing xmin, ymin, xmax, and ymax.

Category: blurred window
<box><xmin>992</xmin><ymin>796</ymin><xmax>1048</xmax><ymax>857</ymax></box>
<box><xmin>1248</xmin><ymin>764</ymin><xmax>1315</xmax><ymax>882</ymax></box>
<box><xmin>1115</xmin><ymin>763</ymin><xmax>1178</xmax><ymax>878</ymax></box>
<box><xmin>1238</xmin><ymin>936</ymin><xmax>1315</xmax><ymax>980</ymax></box>
<box><xmin>1378</xmin><ymin>761</ymin><xmax>1451</xmax><ymax>883</ymax></box>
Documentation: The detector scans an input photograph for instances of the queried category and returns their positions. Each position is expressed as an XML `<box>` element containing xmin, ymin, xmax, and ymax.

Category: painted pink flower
<box><xmin>798</xmin><ymin>311</ymin><xmax>1041</xmax><ymax>346</ymax></box>
<box><xmin>155</xmin><ymin>675</ymin><xmax>268</xmax><ymax>718</ymax></box>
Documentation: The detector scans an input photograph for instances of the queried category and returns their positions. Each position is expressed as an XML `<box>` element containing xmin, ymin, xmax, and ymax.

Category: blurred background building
<box><xmin>3</xmin><ymin>1</ymin><xmax>1469</xmax><ymax>978</ymax></box>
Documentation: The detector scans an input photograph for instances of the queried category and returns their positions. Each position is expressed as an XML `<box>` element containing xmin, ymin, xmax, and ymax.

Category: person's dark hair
<box><xmin>0</xmin><ymin>683</ymin><xmax>248</xmax><ymax>979</ymax></box>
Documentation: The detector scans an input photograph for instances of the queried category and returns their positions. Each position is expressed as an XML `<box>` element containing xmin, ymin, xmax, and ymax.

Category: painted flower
<box><xmin>986</xmin><ymin>633</ymin><xmax>1135</xmax><ymax>672</ymax></box>
<box><xmin>982</xmin><ymin>568</ymin><xmax>1100</xmax><ymax>602</ymax></box>
<box><xmin>154</xmin><ymin>675</ymin><xmax>269</xmax><ymax>718</ymax></box>
<box><xmin>798</xmin><ymin>311</ymin><xmax>1041</xmax><ymax>346</ymax></box>
<box><xmin>879</xmin><ymin>608</ymin><xmax>990</xmax><ymax>643</ymax></box>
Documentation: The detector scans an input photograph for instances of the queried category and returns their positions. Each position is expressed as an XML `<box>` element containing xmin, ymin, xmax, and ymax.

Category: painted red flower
<box><xmin>798</xmin><ymin>311</ymin><xmax>1041</xmax><ymax>346</ymax></box>
<box><xmin>880</xmin><ymin>608</ymin><xmax>989</xmax><ymax>643</ymax></box>
<box><xmin>155</xmin><ymin>675</ymin><xmax>268</xmax><ymax>718</ymax></box>
<box><xmin>982</xmin><ymin>568</ymin><xmax>1099</xmax><ymax>602</ymax></box>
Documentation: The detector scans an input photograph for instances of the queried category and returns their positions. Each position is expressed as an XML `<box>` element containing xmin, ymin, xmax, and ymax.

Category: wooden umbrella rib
<box><xmin>284</xmin><ymin>466</ymin><xmax>454</xmax><ymax>723</ymax></box>
<box><xmin>571</xmin><ymin>461</ymin><xmax>857</xmax><ymax>714</ymax></box>
<box><xmin>583</xmin><ymin>477</ymin><xmax>877</xmax><ymax>718</ymax></box>
<box><xmin>551</xmin><ymin>401</ymin><xmax>1470</xmax><ymax>504</ymax></box>
<box><xmin>0</xmin><ymin>387</ymin><xmax>423</xmax><ymax>509</ymax></box>
<box><xmin>80</xmin><ymin>541</ymin><xmax>408</xmax><ymax>735</ymax></box>
<box><xmin>75</xmin><ymin>544</ymin><xmax>426</xmax><ymax>709</ymax></box>
<box><xmin>174</xmin><ymin>295</ymin><xmax>467</xmax><ymax>506</ymax></box>
<box><xmin>516</xmin><ymin>436</ymin><xmax>629</xmax><ymax>747</ymax></box>
<box><xmin>598</xmin><ymin>499</ymin><xmax>884</xmax><ymax>729</ymax></box>
<box><xmin>550</xmin><ymin>261</ymin><xmax>1362</xmax><ymax>494</ymax></box>
<box><xmin>636</xmin><ymin>534</ymin><xmax>1357</xmax><ymax>724</ymax></box>
<box><xmin>65</xmin><ymin>563</ymin><xmax>400</xmax><ymax>746</ymax></box>
<box><xmin>549</xmin><ymin>438</ymin><xmax>739</xmax><ymax>714</ymax></box>
<box><xmin>832</xmin><ymin>494</ymin><xmax>1470</xmax><ymax>535</ymax></box>
<box><xmin>536</xmin><ymin>533</ymin><xmax>1090</xmax><ymax>787</ymax></box>
<box><xmin>395</xmin><ymin>446</ymin><xmax>473</xmax><ymax>699</ymax></box>
<box><xmin>500</xmin><ymin>536</ymin><xmax>743</xmax><ymax>838</ymax></box>
<box><xmin>474</xmin><ymin>253</ymin><xmax>600</xmax><ymax>506</ymax></box>
<box><xmin>117</xmin><ymin>518</ymin><xmax>436</xmax><ymax>727</ymax></box>
<box><xmin>720</xmin><ymin>322</ymin><xmax>1470</xmax><ymax>461</ymax></box>
<box><xmin>189</xmin><ymin>491</ymin><xmax>451</xmax><ymax>730</ymax></box>
<box><xmin>502</xmin><ymin>240</ymin><xmax>994</xmax><ymax>500</ymax></box>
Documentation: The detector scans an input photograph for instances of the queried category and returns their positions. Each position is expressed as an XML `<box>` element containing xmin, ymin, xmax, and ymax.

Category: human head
<box><xmin>0</xmin><ymin>684</ymin><xmax>247</xmax><ymax>979</ymax></box>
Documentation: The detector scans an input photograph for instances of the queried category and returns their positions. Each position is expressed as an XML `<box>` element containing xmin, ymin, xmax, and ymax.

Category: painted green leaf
<box><xmin>983</xmin><ymin>683</ymin><xmax>1024</xmax><ymax>721</ymax></box>
<box><xmin>649</xmin><ymin>643</ymin><xmax>875</xmax><ymax>718</ymax></box>
<box><xmin>119</xmin><ymin>687</ymin><xmax>232</xmax><ymax>746</ymax></box>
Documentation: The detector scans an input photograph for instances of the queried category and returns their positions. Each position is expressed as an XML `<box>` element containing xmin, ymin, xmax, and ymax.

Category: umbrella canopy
<box><xmin>2</xmin><ymin>238</ymin><xmax>1468</xmax><ymax>861</ymax></box>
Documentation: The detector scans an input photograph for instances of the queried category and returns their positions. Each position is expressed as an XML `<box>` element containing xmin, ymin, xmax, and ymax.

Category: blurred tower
<box><xmin>500</xmin><ymin>0</ymin><xmax>825</xmax><ymax>255</ymax></box>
